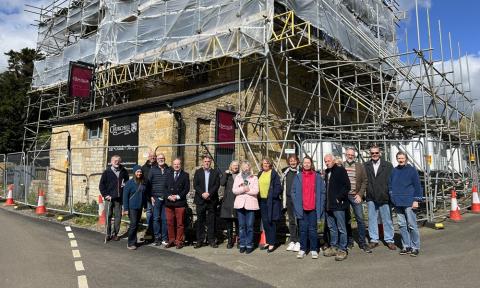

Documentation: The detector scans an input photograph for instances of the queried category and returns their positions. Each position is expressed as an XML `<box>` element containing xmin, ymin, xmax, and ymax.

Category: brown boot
<box><xmin>335</xmin><ymin>250</ymin><xmax>348</xmax><ymax>261</ymax></box>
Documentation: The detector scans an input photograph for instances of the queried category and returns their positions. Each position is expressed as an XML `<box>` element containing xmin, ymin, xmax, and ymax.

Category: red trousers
<box><xmin>165</xmin><ymin>206</ymin><xmax>186</xmax><ymax>245</ymax></box>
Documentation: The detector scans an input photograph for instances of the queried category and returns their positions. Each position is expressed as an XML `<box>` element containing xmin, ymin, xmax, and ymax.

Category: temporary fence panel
<box><xmin>70</xmin><ymin>145</ymin><xmax>149</xmax><ymax>216</ymax></box>
<box><xmin>5</xmin><ymin>152</ymin><xmax>26</xmax><ymax>204</ymax></box>
<box><xmin>0</xmin><ymin>154</ymin><xmax>5</xmax><ymax>198</ymax></box>
<box><xmin>26</xmin><ymin>150</ymin><xmax>67</xmax><ymax>212</ymax></box>
<box><xmin>301</xmin><ymin>139</ymin><xmax>434</xmax><ymax>222</ymax></box>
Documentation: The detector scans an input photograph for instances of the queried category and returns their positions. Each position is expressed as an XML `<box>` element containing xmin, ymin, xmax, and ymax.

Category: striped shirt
<box><xmin>344</xmin><ymin>161</ymin><xmax>357</xmax><ymax>194</ymax></box>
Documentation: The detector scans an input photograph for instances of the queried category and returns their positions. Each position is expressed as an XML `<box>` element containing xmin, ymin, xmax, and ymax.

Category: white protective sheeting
<box><xmin>32</xmin><ymin>0</ymin><xmax>271</xmax><ymax>88</ymax></box>
<box><xmin>278</xmin><ymin>0</ymin><xmax>396</xmax><ymax>61</ymax></box>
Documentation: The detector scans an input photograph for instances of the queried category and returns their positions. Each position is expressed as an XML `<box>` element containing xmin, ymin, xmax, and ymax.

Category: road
<box><xmin>1</xmin><ymin>206</ymin><xmax>480</xmax><ymax>288</ymax></box>
<box><xmin>0</xmin><ymin>208</ymin><xmax>270</xmax><ymax>288</ymax></box>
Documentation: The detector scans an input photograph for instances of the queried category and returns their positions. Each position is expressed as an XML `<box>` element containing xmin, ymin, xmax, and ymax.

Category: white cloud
<box><xmin>397</xmin><ymin>0</ymin><xmax>432</xmax><ymax>11</ymax></box>
<box><xmin>0</xmin><ymin>0</ymin><xmax>52</xmax><ymax>71</ymax></box>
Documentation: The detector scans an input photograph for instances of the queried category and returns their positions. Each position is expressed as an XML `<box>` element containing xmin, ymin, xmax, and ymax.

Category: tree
<box><xmin>0</xmin><ymin>48</ymin><xmax>43</xmax><ymax>153</ymax></box>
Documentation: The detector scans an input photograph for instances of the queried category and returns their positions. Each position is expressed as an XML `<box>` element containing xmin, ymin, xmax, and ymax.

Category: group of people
<box><xmin>99</xmin><ymin>145</ymin><xmax>423</xmax><ymax>260</ymax></box>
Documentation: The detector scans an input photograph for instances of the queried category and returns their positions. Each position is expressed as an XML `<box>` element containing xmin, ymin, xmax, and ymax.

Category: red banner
<box><xmin>216</xmin><ymin>110</ymin><xmax>236</xmax><ymax>149</ymax></box>
<box><xmin>69</xmin><ymin>63</ymin><xmax>93</xmax><ymax>99</ymax></box>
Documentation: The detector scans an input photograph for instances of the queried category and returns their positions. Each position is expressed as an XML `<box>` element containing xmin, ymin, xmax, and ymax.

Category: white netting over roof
<box><xmin>32</xmin><ymin>0</ymin><xmax>271</xmax><ymax>88</ymax></box>
<box><xmin>32</xmin><ymin>0</ymin><xmax>397</xmax><ymax>89</ymax></box>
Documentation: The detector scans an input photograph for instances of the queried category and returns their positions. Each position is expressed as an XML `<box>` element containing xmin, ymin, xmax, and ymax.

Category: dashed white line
<box><xmin>72</xmin><ymin>249</ymin><xmax>81</xmax><ymax>258</ymax></box>
<box><xmin>74</xmin><ymin>260</ymin><xmax>85</xmax><ymax>271</ymax></box>
<box><xmin>77</xmin><ymin>275</ymin><xmax>89</xmax><ymax>288</ymax></box>
<box><xmin>68</xmin><ymin>232</ymin><xmax>75</xmax><ymax>239</ymax></box>
<box><xmin>65</xmin><ymin>226</ymin><xmax>72</xmax><ymax>232</ymax></box>
<box><xmin>70</xmin><ymin>240</ymin><xmax>78</xmax><ymax>248</ymax></box>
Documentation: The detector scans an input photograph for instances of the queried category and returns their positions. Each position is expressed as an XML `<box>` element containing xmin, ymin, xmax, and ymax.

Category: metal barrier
<box><xmin>5</xmin><ymin>152</ymin><xmax>26</xmax><ymax>204</ymax></box>
<box><xmin>26</xmin><ymin>149</ymin><xmax>71</xmax><ymax>213</ymax></box>
<box><xmin>0</xmin><ymin>154</ymin><xmax>5</xmax><ymax>198</ymax></box>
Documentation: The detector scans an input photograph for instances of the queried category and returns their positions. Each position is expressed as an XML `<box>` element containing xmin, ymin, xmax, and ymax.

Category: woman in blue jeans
<box><xmin>123</xmin><ymin>165</ymin><xmax>148</xmax><ymax>250</ymax></box>
<box><xmin>389</xmin><ymin>151</ymin><xmax>423</xmax><ymax>257</ymax></box>
<box><xmin>232</xmin><ymin>161</ymin><xmax>259</xmax><ymax>254</ymax></box>
<box><xmin>292</xmin><ymin>156</ymin><xmax>325</xmax><ymax>259</ymax></box>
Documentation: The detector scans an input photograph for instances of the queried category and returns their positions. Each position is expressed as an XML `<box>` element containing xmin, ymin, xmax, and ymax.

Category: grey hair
<box><xmin>324</xmin><ymin>153</ymin><xmax>334</xmax><ymax>161</ymax></box>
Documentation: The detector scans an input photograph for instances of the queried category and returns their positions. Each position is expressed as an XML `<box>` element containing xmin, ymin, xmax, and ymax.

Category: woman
<box><xmin>220</xmin><ymin>160</ymin><xmax>240</xmax><ymax>249</ymax></box>
<box><xmin>232</xmin><ymin>161</ymin><xmax>259</xmax><ymax>254</ymax></box>
<box><xmin>389</xmin><ymin>151</ymin><xmax>422</xmax><ymax>257</ymax></box>
<box><xmin>123</xmin><ymin>165</ymin><xmax>148</xmax><ymax>250</ymax></box>
<box><xmin>258</xmin><ymin>158</ymin><xmax>283</xmax><ymax>253</ymax></box>
<box><xmin>292</xmin><ymin>156</ymin><xmax>325</xmax><ymax>259</ymax></box>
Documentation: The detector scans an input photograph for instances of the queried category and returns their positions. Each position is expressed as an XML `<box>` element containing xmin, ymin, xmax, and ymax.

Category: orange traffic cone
<box><xmin>35</xmin><ymin>190</ymin><xmax>47</xmax><ymax>214</ymax></box>
<box><xmin>471</xmin><ymin>185</ymin><xmax>480</xmax><ymax>214</ymax></box>
<box><xmin>98</xmin><ymin>195</ymin><xmax>106</xmax><ymax>225</ymax></box>
<box><xmin>4</xmin><ymin>184</ymin><xmax>15</xmax><ymax>206</ymax></box>
<box><xmin>449</xmin><ymin>189</ymin><xmax>463</xmax><ymax>221</ymax></box>
<box><xmin>259</xmin><ymin>230</ymin><xmax>266</xmax><ymax>246</ymax></box>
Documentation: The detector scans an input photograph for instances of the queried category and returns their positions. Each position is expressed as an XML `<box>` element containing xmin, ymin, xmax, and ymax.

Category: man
<box><xmin>343</xmin><ymin>147</ymin><xmax>371</xmax><ymax>253</ymax></box>
<box><xmin>281</xmin><ymin>154</ymin><xmax>300</xmax><ymax>252</ymax></box>
<box><xmin>193</xmin><ymin>155</ymin><xmax>221</xmax><ymax>248</ymax></box>
<box><xmin>164</xmin><ymin>158</ymin><xmax>190</xmax><ymax>249</ymax></box>
<box><xmin>147</xmin><ymin>153</ymin><xmax>171</xmax><ymax>246</ymax></box>
<box><xmin>364</xmin><ymin>145</ymin><xmax>396</xmax><ymax>250</ymax></box>
<box><xmin>323</xmin><ymin>154</ymin><xmax>350</xmax><ymax>261</ymax></box>
<box><xmin>99</xmin><ymin>155</ymin><xmax>129</xmax><ymax>241</ymax></box>
<box><xmin>141</xmin><ymin>151</ymin><xmax>155</xmax><ymax>242</ymax></box>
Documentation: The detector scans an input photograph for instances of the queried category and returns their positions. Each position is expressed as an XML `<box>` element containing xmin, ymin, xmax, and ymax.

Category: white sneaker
<box><xmin>311</xmin><ymin>251</ymin><xmax>319</xmax><ymax>259</ymax></box>
<box><xmin>297</xmin><ymin>250</ymin><xmax>306</xmax><ymax>259</ymax></box>
<box><xmin>293</xmin><ymin>242</ymin><xmax>301</xmax><ymax>252</ymax></box>
<box><xmin>286</xmin><ymin>242</ymin><xmax>296</xmax><ymax>251</ymax></box>
<box><xmin>161</xmin><ymin>240</ymin><xmax>168</xmax><ymax>246</ymax></box>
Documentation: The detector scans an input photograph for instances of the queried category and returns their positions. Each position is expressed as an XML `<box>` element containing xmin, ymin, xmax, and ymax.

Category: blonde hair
<box><xmin>240</xmin><ymin>161</ymin><xmax>253</xmax><ymax>174</ymax></box>
<box><xmin>229</xmin><ymin>160</ymin><xmax>240</xmax><ymax>171</ymax></box>
<box><xmin>261</xmin><ymin>157</ymin><xmax>273</xmax><ymax>170</ymax></box>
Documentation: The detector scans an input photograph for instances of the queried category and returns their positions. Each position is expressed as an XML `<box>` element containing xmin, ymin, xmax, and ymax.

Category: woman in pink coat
<box><xmin>232</xmin><ymin>161</ymin><xmax>259</xmax><ymax>254</ymax></box>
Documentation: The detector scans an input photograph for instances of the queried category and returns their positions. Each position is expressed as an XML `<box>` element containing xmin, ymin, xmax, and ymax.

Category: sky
<box><xmin>0</xmin><ymin>0</ymin><xmax>479</xmax><ymax>102</ymax></box>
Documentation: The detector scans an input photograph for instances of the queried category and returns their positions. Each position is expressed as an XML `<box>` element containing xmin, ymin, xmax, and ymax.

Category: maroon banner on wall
<box><xmin>68</xmin><ymin>62</ymin><xmax>94</xmax><ymax>99</ymax></box>
<box><xmin>215</xmin><ymin>110</ymin><xmax>236</xmax><ymax>149</ymax></box>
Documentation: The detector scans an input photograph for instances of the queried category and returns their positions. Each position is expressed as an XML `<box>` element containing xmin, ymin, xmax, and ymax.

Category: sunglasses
<box><xmin>370</xmin><ymin>152</ymin><xmax>380</xmax><ymax>155</ymax></box>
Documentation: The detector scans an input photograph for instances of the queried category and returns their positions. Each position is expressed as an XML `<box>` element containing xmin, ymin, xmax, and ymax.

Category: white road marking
<box><xmin>70</xmin><ymin>240</ymin><xmax>78</xmax><ymax>248</ymax></box>
<box><xmin>74</xmin><ymin>260</ymin><xmax>85</xmax><ymax>271</ymax></box>
<box><xmin>72</xmin><ymin>249</ymin><xmax>81</xmax><ymax>258</ymax></box>
<box><xmin>77</xmin><ymin>275</ymin><xmax>89</xmax><ymax>288</ymax></box>
<box><xmin>65</xmin><ymin>226</ymin><xmax>72</xmax><ymax>232</ymax></box>
<box><xmin>68</xmin><ymin>232</ymin><xmax>75</xmax><ymax>239</ymax></box>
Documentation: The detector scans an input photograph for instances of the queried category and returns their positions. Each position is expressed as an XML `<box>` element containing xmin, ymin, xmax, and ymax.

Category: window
<box><xmin>86</xmin><ymin>121</ymin><xmax>103</xmax><ymax>140</ymax></box>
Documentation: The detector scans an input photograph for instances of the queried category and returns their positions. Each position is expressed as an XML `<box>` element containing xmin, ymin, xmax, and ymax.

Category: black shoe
<box><xmin>260</xmin><ymin>244</ymin><xmax>269</xmax><ymax>250</ymax></box>
<box><xmin>194</xmin><ymin>242</ymin><xmax>203</xmax><ymax>249</ymax></box>
<box><xmin>239</xmin><ymin>247</ymin><xmax>246</xmax><ymax>253</ymax></box>
<box><xmin>399</xmin><ymin>247</ymin><xmax>412</xmax><ymax>255</ymax></box>
<box><xmin>227</xmin><ymin>239</ymin><xmax>234</xmax><ymax>249</ymax></box>
<box><xmin>209</xmin><ymin>242</ymin><xmax>219</xmax><ymax>248</ymax></box>
<box><xmin>360</xmin><ymin>245</ymin><xmax>372</xmax><ymax>254</ymax></box>
<box><xmin>267</xmin><ymin>245</ymin><xmax>276</xmax><ymax>253</ymax></box>
<box><xmin>246</xmin><ymin>247</ymin><xmax>253</xmax><ymax>254</ymax></box>
<box><xmin>153</xmin><ymin>240</ymin><xmax>161</xmax><ymax>246</ymax></box>
<box><xmin>410</xmin><ymin>249</ymin><xmax>419</xmax><ymax>257</ymax></box>
<box><xmin>348</xmin><ymin>242</ymin><xmax>354</xmax><ymax>249</ymax></box>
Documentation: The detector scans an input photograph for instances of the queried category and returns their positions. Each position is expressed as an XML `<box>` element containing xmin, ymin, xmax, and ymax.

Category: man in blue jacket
<box><xmin>389</xmin><ymin>151</ymin><xmax>423</xmax><ymax>257</ymax></box>
<box><xmin>99</xmin><ymin>155</ymin><xmax>129</xmax><ymax>241</ymax></box>
<box><xmin>323</xmin><ymin>154</ymin><xmax>351</xmax><ymax>261</ymax></box>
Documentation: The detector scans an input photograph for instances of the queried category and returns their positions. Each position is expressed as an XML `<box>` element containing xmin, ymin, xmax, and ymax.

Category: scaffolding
<box><xmin>24</xmin><ymin>0</ymin><xmax>477</xmax><ymax>221</ymax></box>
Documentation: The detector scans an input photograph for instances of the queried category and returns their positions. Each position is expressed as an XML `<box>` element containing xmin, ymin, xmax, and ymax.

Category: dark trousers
<box><xmin>166</xmin><ymin>206</ymin><xmax>186</xmax><ymax>245</ymax></box>
<box><xmin>128</xmin><ymin>208</ymin><xmax>142</xmax><ymax>246</ymax></box>
<box><xmin>259</xmin><ymin>199</ymin><xmax>276</xmax><ymax>245</ymax></box>
<box><xmin>224</xmin><ymin>218</ymin><xmax>238</xmax><ymax>242</ymax></box>
<box><xmin>299</xmin><ymin>210</ymin><xmax>318</xmax><ymax>252</ymax></box>
<box><xmin>196</xmin><ymin>202</ymin><xmax>216</xmax><ymax>244</ymax></box>
<box><xmin>106</xmin><ymin>199</ymin><xmax>122</xmax><ymax>237</ymax></box>
<box><xmin>286</xmin><ymin>196</ymin><xmax>298</xmax><ymax>242</ymax></box>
